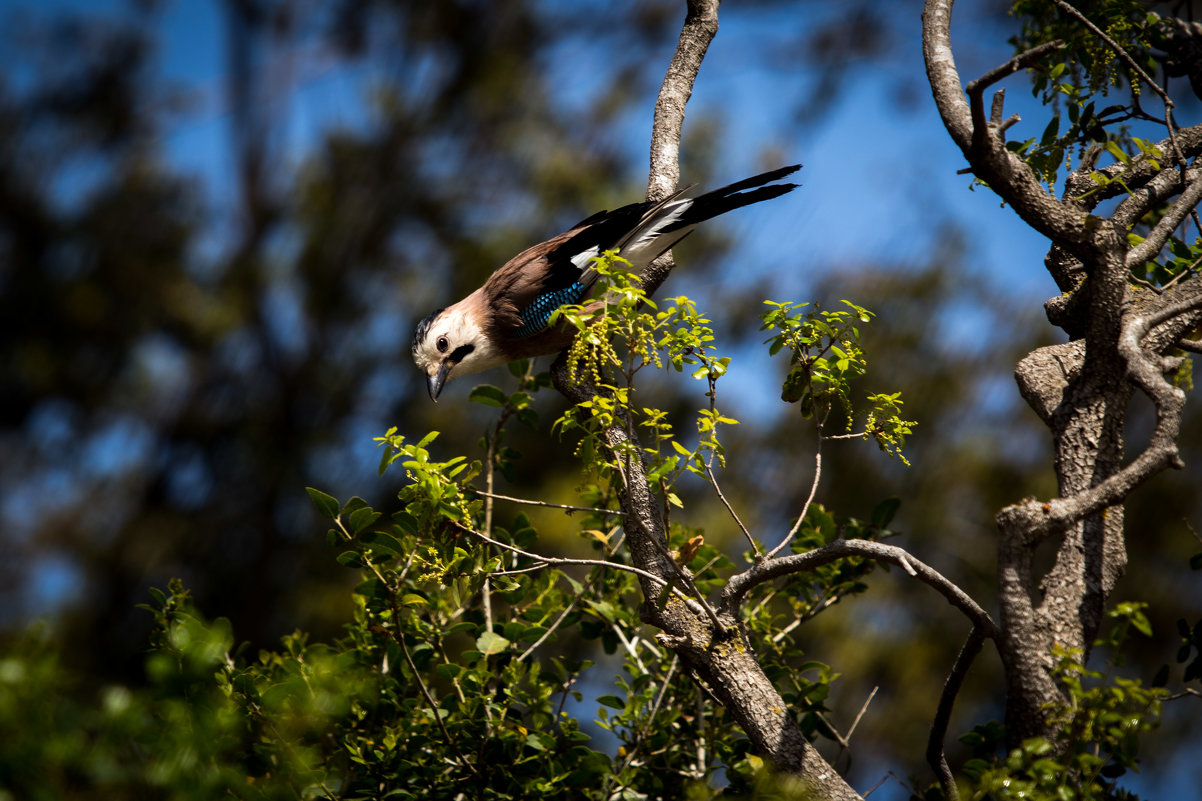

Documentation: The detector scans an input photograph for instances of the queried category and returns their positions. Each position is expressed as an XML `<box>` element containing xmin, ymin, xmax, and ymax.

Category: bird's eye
<box><xmin>436</xmin><ymin>336</ymin><xmax>449</xmax><ymax>353</ymax></box>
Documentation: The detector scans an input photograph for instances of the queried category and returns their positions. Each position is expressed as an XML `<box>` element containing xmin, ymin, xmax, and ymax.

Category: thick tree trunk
<box><xmin>923</xmin><ymin>0</ymin><xmax>1202</xmax><ymax>750</ymax></box>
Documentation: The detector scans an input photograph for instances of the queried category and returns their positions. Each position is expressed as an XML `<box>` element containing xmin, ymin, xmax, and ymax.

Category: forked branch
<box><xmin>721</xmin><ymin>538</ymin><xmax>999</xmax><ymax>639</ymax></box>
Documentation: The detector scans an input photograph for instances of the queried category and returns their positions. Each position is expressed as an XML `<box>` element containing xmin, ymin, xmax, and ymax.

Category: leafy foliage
<box><xmin>1004</xmin><ymin>1</ymin><xmax>1202</xmax><ymax>289</ymax></box>
<box><xmin>957</xmin><ymin>604</ymin><xmax>1172</xmax><ymax>801</ymax></box>
<box><xmin>0</xmin><ymin>237</ymin><xmax>1188</xmax><ymax>801</ymax></box>
<box><xmin>1011</xmin><ymin>0</ymin><xmax>1160</xmax><ymax>100</ymax></box>
<box><xmin>0</xmin><ymin>269</ymin><xmax>920</xmax><ymax>798</ymax></box>
<box><xmin>762</xmin><ymin>300</ymin><xmax>915</xmax><ymax>463</ymax></box>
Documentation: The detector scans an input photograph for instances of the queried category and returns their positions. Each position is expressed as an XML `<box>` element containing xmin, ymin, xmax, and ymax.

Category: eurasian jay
<box><xmin>412</xmin><ymin>164</ymin><xmax>800</xmax><ymax>401</ymax></box>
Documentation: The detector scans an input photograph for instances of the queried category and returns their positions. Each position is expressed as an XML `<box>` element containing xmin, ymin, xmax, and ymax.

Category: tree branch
<box><xmin>1125</xmin><ymin>168</ymin><xmax>1202</xmax><ymax>270</ymax></box>
<box><xmin>721</xmin><ymin>539</ymin><xmax>998</xmax><ymax>639</ymax></box>
<box><xmin>469</xmin><ymin>488</ymin><xmax>627</xmax><ymax>517</ymax></box>
<box><xmin>641</xmin><ymin>0</ymin><xmax>720</xmax><ymax>298</ymax></box>
<box><xmin>997</xmin><ymin>285</ymin><xmax>1202</xmax><ymax>546</ymax></box>
<box><xmin>965</xmin><ymin>41</ymin><xmax>1065</xmax><ymax>150</ymax></box>
<box><xmin>923</xmin><ymin>0</ymin><xmax>1097</xmax><ymax>255</ymax></box>
<box><xmin>1072</xmin><ymin>124</ymin><xmax>1202</xmax><ymax>209</ymax></box>
<box><xmin>647</xmin><ymin>0</ymin><xmax>719</xmax><ymax>204</ymax></box>
<box><xmin>765</xmin><ymin>452</ymin><xmax>821</xmax><ymax>559</ymax></box>
<box><xmin>546</xmin><ymin>4</ymin><xmax>863</xmax><ymax>795</ymax></box>
<box><xmin>926</xmin><ymin>627</ymin><xmax>988</xmax><ymax>801</ymax></box>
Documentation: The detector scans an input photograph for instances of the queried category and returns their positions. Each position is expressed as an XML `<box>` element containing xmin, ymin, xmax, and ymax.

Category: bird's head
<box><xmin>411</xmin><ymin>300</ymin><xmax>505</xmax><ymax>401</ymax></box>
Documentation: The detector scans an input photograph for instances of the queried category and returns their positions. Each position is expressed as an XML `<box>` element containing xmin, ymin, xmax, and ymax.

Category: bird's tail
<box><xmin>666</xmin><ymin>163</ymin><xmax>802</xmax><ymax>232</ymax></box>
<box><xmin>610</xmin><ymin>164</ymin><xmax>801</xmax><ymax>269</ymax></box>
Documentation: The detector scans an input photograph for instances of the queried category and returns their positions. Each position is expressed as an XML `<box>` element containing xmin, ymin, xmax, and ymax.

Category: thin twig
<box><xmin>817</xmin><ymin>710</ymin><xmax>849</xmax><ymax>750</ymax></box>
<box><xmin>965</xmin><ymin>40</ymin><xmax>1066</xmax><ymax>98</ymax></box>
<box><xmin>610</xmin><ymin>621</ymin><xmax>652</xmax><ymax>675</ymax></box>
<box><xmin>702</xmin><ymin>364</ymin><xmax>758</xmax><ymax>554</ymax></box>
<box><xmin>706</xmin><ymin>462</ymin><xmax>758</xmax><ymax>555</ymax></box>
<box><xmin>392</xmin><ymin>610</ymin><xmax>476</xmax><ymax>774</ymax></box>
<box><xmin>517</xmin><ymin>587</ymin><xmax>585</xmax><ymax>662</ymax></box>
<box><xmin>862</xmin><ymin>774</ymin><xmax>890</xmax><ymax>797</ymax></box>
<box><xmin>823</xmin><ymin>431</ymin><xmax>876</xmax><ymax>440</ymax></box>
<box><xmin>450</xmin><ymin>520</ymin><xmax>709</xmax><ymax>618</ymax></box>
<box><xmin>1050</xmin><ymin>0</ymin><xmax>1170</xmax><ymax>107</ymax></box>
<box><xmin>491</xmin><ymin>563</ymin><xmax>555</xmax><ymax>577</ymax></box>
<box><xmin>769</xmin><ymin>594</ymin><xmax>838</xmax><ymax>644</ymax></box>
<box><xmin>482</xmin><ymin>410</ymin><xmax>515</xmax><ymax>642</ymax></box>
<box><xmin>1054</xmin><ymin>0</ymin><xmax>1187</xmax><ymax>164</ymax></box>
<box><xmin>965</xmin><ymin>41</ymin><xmax>1065</xmax><ymax>150</ymax></box>
<box><xmin>470</xmin><ymin>488</ymin><xmax>627</xmax><ymax>517</ymax></box>
<box><xmin>1128</xmin><ymin>274</ymin><xmax>1164</xmax><ymax>294</ymax></box>
<box><xmin>612</xmin><ymin>656</ymin><xmax>680</xmax><ymax>780</ymax></box>
<box><xmin>765</xmin><ymin>453</ymin><xmax>822</xmax><ymax>559</ymax></box>
<box><xmin>516</xmin><ymin>530</ymin><xmax>625</xmax><ymax>662</ymax></box>
<box><xmin>845</xmin><ymin>685</ymin><xmax>879</xmax><ymax>743</ymax></box>
<box><xmin>1159</xmin><ymin>251</ymin><xmax>1202</xmax><ymax>292</ymax></box>
<box><xmin>1166</xmin><ymin>688</ymin><xmax>1201</xmax><ymax>700</ymax></box>
<box><xmin>927</xmin><ymin>627</ymin><xmax>987</xmax><ymax>801</ymax></box>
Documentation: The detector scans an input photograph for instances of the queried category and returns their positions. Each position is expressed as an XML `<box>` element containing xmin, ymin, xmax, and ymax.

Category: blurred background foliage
<box><xmin>0</xmin><ymin>0</ymin><xmax>1199</xmax><ymax>795</ymax></box>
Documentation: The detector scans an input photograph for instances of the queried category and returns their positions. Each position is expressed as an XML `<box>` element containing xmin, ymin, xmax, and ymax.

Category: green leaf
<box><xmin>870</xmin><ymin>497</ymin><xmax>901</xmax><ymax>529</ymax></box>
<box><xmin>525</xmin><ymin>732</ymin><xmax>554</xmax><ymax>752</ymax></box>
<box><xmin>354</xmin><ymin>578</ymin><xmax>388</xmax><ymax>599</ymax></box>
<box><xmin>476</xmin><ymin>631</ymin><xmax>511</xmax><ymax>656</ymax></box>
<box><xmin>435</xmin><ymin>663</ymin><xmax>463</xmax><ymax>681</ymax></box>
<box><xmin>341</xmin><ymin>495</ymin><xmax>370</xmax><ymax>514</ymax></box>
<box><xmin>361</xmin><ymin>529</ymin><xmax>406</xmax><ymax>555</ymax></box>
<box><xmin>669</xmin><ymin>440</ymin><xmax>693</xmax><ymax>457</ymax></box>
<box><xmin>596</xmin><ymin>694</ymin><xmax>626</xmax><ymax>710</ymax></box>
<box><xmin>469</xmin><ymin>385</ymin><xmax>507</xmax><ymax>407</ymax></box>
<box><xmin>348</xmin><ymin>506</ymin><xmax>382</xmax><ymax>535</ymax></box>
<box><xmin>306</xmin><ymin>487</ymin><xmax>340</xmax><ymax>519</ymax></box>
<box><xmin>781</xmin><ymin>365</ymin><xmax>808</xmax><ymax>403</ymax></box>
<box><xmin>337</xmin><ymin>551</ymin><xmax>364</xmax><ymax>569</ymax></box>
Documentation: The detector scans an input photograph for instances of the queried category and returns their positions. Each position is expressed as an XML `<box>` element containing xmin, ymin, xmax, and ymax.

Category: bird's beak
<box><xmin>427</xmin><ymin>361</ymin><xmax>453</xmax><ymax>402</ymax></box>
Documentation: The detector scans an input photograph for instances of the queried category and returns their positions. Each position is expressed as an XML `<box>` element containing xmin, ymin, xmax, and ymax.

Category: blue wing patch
<box><xmin>514</xmin><ymin>281</ymin><xmax>585</xmax><ymax>338</ymax></box>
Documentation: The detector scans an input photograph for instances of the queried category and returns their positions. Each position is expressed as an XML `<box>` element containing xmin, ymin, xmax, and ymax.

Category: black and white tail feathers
<box><xmin>576</xmin><ymin>163</ymin><xmax>801</xmax><ymax>285</ymax></box>
<box><xmin>665</xmin><ymin>163</ymin><xmax>802</xmax><ymax>232</ymax></box>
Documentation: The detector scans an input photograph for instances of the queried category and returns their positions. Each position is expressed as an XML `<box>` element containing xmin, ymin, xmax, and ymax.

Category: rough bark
<box><xmin>922</xmin><ymin>0</ymin><xmax>1202</xmax><ymax>746</ymax></box>
<box><xmin>640</xmin><ymin>0</ymin><xmax>720</xmax><ymax>299</ymax></box>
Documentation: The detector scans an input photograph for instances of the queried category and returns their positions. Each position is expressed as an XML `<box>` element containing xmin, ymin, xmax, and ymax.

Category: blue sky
<box><xmin>8</xmin><ymin>0</ymin><xmax>1065</xmax><ymax>449</ymax></box>
<box><xmin>19</xmin><ymin>0</ymin><xmax>1056</xmax><ymax>294</ymax></box>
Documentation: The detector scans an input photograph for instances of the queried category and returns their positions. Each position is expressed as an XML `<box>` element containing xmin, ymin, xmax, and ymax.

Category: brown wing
<box><xmin>477</xmin><ymin>164</ymin><xmax>801</xmax><ymax>353</ymax></box>
<box><xmin>480</xmin><ymin>228</ymin><xmax>582</xmax><ymax>342</ymax></box>
<box><xmin>478</xmin><ymin>199</ymin><xmax>660</xmax><ymax>345</ymax></box>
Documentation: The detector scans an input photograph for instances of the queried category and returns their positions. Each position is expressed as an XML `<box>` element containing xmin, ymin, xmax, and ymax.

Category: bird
<box><xmin>412</xmin><ymin>164</ymin><xmax>801</xmax><ymax>401</ymax></box>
